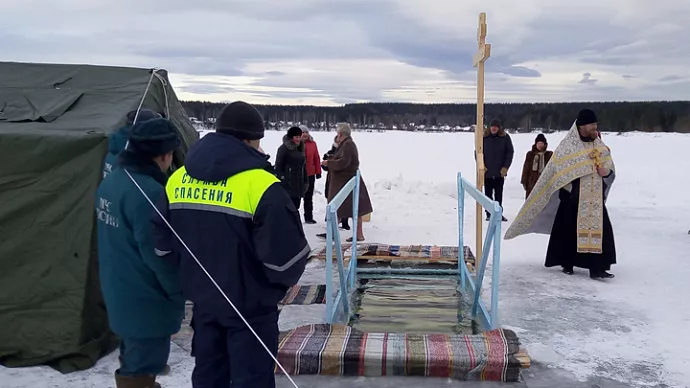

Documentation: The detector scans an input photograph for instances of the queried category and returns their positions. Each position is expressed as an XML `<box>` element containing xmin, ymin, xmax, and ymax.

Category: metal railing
<box><xmin>324</xmin><ymin>170</ymin><xmax>361</xmax><ymax>323</ymax></box>
<box><xmin>457</xmin><ymin>172</ymin><xmax>502</xmax><ymax>330</ymax></box>
<box><xmin>323</xmin><ymin>170</ymin><xmax>503</xmax><ymax>330</ymax></box>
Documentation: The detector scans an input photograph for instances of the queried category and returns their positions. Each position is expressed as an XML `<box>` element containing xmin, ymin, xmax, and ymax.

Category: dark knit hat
<box><xmin>128</xmin><ymin>118</ymin><xmax>181</xmax><ymax>157</ymax></box>
<box><xmin>489</xmin><ymin>118</ymin><xmax>502</xmax><ymax>128</ymax></box>
<box><xmin>126</xmin><ymin>109</ymin><xmax>161</xmax><ymax>126</ymax></box>
<box><xmin>287</xmin><ymin>126</ymin><xmax>303</xmax><ymax>138</ymax></box>
<box><xmin>535</xmin><ymin>133</ymin><xmax>547</xmax><ymax>145</ymax></box>
<box><xmin>215</xmin><ymin>101</ymin><xmax>265</xmax><ymax>140</ymax></box>
<box><xmin>576</xmin><ymin>109</ymin><xmax>597</xmax><ymax>127</ymax></box>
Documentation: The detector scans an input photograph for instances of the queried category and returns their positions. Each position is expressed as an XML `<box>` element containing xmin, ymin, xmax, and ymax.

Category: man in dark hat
<box><xmin>481</xmin><ymin>118</ymin><xmax>514</xmax><ymax>221</ymax></box>
<box><xmin>103</xmin><ymin>109</ymin><xmax>161</xmax><ymax>178</ymax></box>
<box><xmin>96</xmin><ymin>118</ymin><xmax>185</xmax><ymax>388</ymax></box>
<box><xmin>505</xmin><ymin>108</ymin><xmax>617</xmax><ymax>280</ymax></box>
<box><xmin>153</xmin><ymin>101</ymin><xmax>309</xmax><ymax>387</ymax></box>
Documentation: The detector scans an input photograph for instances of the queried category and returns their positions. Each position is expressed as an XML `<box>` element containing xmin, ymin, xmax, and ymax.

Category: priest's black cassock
<box><xmin>544</xmin><ymin>136</ymin><xmax>617</xmax><ymax>276</ymax></box>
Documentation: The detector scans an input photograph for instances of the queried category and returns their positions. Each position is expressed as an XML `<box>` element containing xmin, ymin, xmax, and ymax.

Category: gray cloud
<box><xmin>658</xmin><ymin>75</ymin><xmax>684</xmax><ymax>82</ymax></box>
<box><xmin>497</xmin><ymin>66</ymin><xmax>542</xmax><ymax>77</ymax></box>
<box><xmin>250</xmin><ymin>74</ymin><xmax>387</xmax><ymax>102</ymax></box>
<box><xmin>332</xmin><ymin>2</ymin><xmax>544</xmax><ymax>79</ymax></box>
<box><xmin>180</xmin><ymin>80</ymin><xmax>336</xmax><ymax>102</ymax></box>
<box><xmin>579</xmin><ymin>73</ymin><xmax>598</xmax><ymax>85</ymax></box>
<box><xmin>0</xmin><ymin>0</ymin><xmax>688</xmax><ymax>103</ymax></box>
<box><xmin>179</xmin><ymin>84</ymin><xmax>234</xmax><ymax>95</ymax></box>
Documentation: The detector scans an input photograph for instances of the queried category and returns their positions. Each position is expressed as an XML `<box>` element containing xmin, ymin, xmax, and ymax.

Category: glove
<box><xmin>500</xmin><ymin>168</ymin><xmax>508</xmax><ymax>178</ymax></box>
<box><xmin>316</xmin><ymin>174</ymin><xmax>322</xmax><ymax>179</ymax></box>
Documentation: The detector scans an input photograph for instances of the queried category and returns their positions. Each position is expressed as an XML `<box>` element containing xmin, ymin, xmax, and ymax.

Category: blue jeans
<box><xmin>117</xmin><ymin>337</ymin><xmax>171</xmax><ymax>377</ymax></box>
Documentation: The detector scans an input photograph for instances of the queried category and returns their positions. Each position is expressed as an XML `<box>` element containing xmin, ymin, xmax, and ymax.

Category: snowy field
<box><xmin>2</xmin><ymin>130</ymin><xmax>690</xmax><ymax>388</ymax></box>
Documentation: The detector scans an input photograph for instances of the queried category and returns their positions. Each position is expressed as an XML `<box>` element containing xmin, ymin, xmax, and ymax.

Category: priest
<box><xmin>505</xmin><ymin>109</ymin><xmax>616</xmax><ymax>280</ymax></box>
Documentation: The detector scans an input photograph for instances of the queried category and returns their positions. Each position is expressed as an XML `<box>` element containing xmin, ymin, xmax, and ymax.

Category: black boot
<box><xmin>562</xmin><ymin>266</ymin><xmax>574</xmax><ymax>275</ymax></box>
<box><xmin>115</xmin><ymin>373</ymin><xmax>161</xmax><ymax>388</ymax></box>
<box><xmin>341</xmin><ymin>218</ymin><xmax>350</xmax><ymax>230</ymax></box>
<box><xmin>590</xmin><ymin>271</ymin><xmax>615</xmax><ymax>279</ymax></box>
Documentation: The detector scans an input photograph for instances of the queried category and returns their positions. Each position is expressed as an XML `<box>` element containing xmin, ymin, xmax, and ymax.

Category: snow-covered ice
<box><xmin>2</xmin><ymin>130</ymin><xmax>690</xmax><ymax>388</ymax></box>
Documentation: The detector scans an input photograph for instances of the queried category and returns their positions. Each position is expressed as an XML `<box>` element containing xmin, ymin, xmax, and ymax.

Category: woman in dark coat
<box><xmin>275</xmin><ymin>126</ymin><xmax>309</xmax><ymax>211</ymax></box>
<box><xmin>321</xmin><ymin>123</ymin><xmax>373</xmax><ymax>241</ymax></box>
<box><xmin>520</xmin><ymin>133</ymin><xmax>553</xmax><ymax>198</ymax></box>
<box><xmin>322</xmin><ymin>136</ymin><xmax>350</xmax><ymax>230</ymax></box>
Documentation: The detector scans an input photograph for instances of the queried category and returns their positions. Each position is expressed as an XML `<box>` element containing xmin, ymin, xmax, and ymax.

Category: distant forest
<box><xmin>181</xmin><ymin>101</ymin><xmax>690</xmax><ymax>133</ymax></box>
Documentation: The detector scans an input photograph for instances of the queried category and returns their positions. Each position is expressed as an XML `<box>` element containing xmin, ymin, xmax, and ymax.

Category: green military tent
<box><xmin>0</xmin><ymin>61</ymin><xmax>199</xmax><ymax>373</ymax></box>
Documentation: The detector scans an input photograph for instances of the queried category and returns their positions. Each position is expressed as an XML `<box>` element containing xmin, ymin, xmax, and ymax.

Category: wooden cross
<box><xmin>473</xmin><ymin>12</ymin><xmax>491</xmax><ymax>266</ymax></box>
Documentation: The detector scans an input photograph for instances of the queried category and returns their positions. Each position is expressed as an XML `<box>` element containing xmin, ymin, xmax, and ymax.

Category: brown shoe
<box><xmin>115</xmin><ymin>373</ymin><xmax>161</xmax><ymax>388</ymax></box>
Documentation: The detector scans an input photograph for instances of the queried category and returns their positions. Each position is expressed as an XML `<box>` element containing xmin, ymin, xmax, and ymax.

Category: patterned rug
<box><xmin>276</xmin><ymin>324</ymin><xmax>526</xmax><ymax>382</ymax></box>
<box><xmin>310</xmin><ymin>243</ymin><xmax>475</xmax><ymax>267</ymax></box>
<box><xmin>280</xmin><ymin>284</ymin><xmax>327</xmax><ymax>305</ymax></box>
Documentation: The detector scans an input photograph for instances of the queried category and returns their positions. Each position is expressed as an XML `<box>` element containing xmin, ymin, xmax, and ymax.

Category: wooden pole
<box><xmin>473</xmin><ymin>13</ymin><xmax>491</xmax><ymax>271</ymax></box>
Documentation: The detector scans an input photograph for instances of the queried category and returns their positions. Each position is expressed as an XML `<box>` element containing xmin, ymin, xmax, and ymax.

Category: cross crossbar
<box><xmin>473</xmin><ymin>43</ymin><xmax>492</xmax><ymax>67</ymax></box>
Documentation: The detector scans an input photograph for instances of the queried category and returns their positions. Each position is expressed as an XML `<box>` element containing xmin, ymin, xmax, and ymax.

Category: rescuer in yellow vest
<box><xmin>152</xmin><ymin>101</ymin><xmax>310</xmax><ymax>388</ymax></box>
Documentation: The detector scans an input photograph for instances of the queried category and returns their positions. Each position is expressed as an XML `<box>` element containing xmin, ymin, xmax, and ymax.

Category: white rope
<box><xmin>124</xmin><ymin>70</ymin><xmax>157</xmax><ymax>151</ymax></box>
<box><xmin>133</xmin><ymin>70</ymin><xmax>158</xmax><ymax>126</ymax></box>
<box><xmin>123</xmin><ymin>169</ymin><xmax>300</xmax><ymax>388</ymax></box>
<box><xmin>152</xmin><ymin>71</ymin><xmax>170</xmax><ymax>119</ymax></box>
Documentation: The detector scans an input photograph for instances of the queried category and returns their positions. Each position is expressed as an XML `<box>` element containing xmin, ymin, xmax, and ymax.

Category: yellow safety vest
<box><xmin>165</xmin><ymin>166</ymin><xmax>280</xmax><ymax>219</ymax></box>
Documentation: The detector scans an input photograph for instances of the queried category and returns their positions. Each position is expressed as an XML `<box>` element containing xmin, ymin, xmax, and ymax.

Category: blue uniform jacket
<box><xmin>153</xmin><ymin>132</ymin><xmax>310</xmax><ymax>320</ymax></box>
<box><xmin>96</xmin><ymin>151</ymin><xmax>185</xmax><ymax>338</ymax></box>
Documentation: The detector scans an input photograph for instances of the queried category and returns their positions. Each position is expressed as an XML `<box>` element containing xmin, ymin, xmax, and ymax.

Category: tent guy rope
<box><xmin>124</xmin><ymin>68</ymin><xmax>169</xmax><ymax>151</ymax></box>
<box><xmin>124</xmin><ymin>169</ymin><xmax>301</xmax><ymax>388</ymax></box>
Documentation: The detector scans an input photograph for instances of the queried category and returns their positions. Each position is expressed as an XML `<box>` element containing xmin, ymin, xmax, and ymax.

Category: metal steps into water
<box><xmin>274</xmin><ymin>260</ymin><xmax>527</xmax><ymax>383</ymax></box>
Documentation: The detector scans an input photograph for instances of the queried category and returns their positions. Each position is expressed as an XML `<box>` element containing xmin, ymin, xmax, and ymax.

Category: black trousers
<box><xmin>190</xmin><ymin>308</ymin><xmax>279</xmax><ymax>388</ymax></box>
<box><xmin>323</xmin><ymin>214</ymin><xmax>350</xmax><ymax>228</ymax></box>
<box><xmin>304</xmin><ymin>175</ymin><xmax>316</xmax><ymax>220</ymax></box>
<box><xmin>484</xmin><ymin>177</ymin><xmax>505</xmax><ymax>217</ymax></box>
<box><xmin>290</xmin><ymin>196</ymin><xmax>301</xmax><ymax>210</ymax></box>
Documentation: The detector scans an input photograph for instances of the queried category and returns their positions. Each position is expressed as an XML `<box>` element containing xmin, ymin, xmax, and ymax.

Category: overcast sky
<box><xmin>2</xmin><ymin>0</ymin><xmax>689</xmax><ymax>105</ymax></box>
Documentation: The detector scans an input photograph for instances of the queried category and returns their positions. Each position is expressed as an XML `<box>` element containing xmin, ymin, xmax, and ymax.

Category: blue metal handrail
<box><xmin>457</xmin><ymin>172</ymin><xmax>502</xmax><ymax>330</ymax></box>
<box><xmin>324</xmin><ymin>170</ymin><xmax>361</xmax><ymax>323</ymax></box>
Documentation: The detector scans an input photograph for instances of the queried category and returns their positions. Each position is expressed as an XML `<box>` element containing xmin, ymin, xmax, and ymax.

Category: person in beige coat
<box><xmin>320</xmin><ymin>123</ymin><xmax>373</xmax><ymax>241</ymax></box>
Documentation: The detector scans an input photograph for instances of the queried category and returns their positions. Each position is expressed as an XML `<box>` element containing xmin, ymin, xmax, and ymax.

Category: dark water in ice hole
<box><xmin>348</xmin><ymin>276</ymin><xmax>477</xmax><ymax>335</ymax></box>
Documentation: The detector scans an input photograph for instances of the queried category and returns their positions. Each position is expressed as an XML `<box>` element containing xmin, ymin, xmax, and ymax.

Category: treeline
<box><xmin>181</xmin><ymin>101</ymin><xmax>690</xmax><ymax>133</ymax></box>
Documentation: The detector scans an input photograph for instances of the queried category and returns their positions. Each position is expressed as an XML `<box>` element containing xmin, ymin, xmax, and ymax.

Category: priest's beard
<box><xmin>578</xmin><ymin>127</ymin><xmax>598</xmax><ymax>140</ymax></box>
